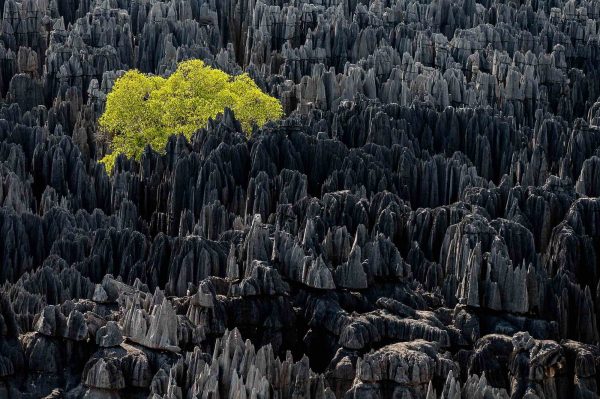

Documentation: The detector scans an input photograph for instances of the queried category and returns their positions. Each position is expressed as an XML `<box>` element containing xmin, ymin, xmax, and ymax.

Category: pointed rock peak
<box><xmin>92</xmin><ymin>284</ymin><xmax>108</xmax><ymax>303</ymax></box>
<box><xmin>303</xmin><ymin>255</ymin><xmax>335</xmax><ymax>290</ymax></box>
<box><xmin>96</xmin><ymin>321</ymin><xmax>124</xmax><ymax>347</ymax></box>
<box><xmin>335</xmin><ymin>245</ymin><xmax>367</xmax><ymax>290</ymax></box>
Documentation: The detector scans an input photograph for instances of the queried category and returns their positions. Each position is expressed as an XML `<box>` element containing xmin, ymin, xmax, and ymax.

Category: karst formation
<box><xmin>1</xmin><ymin>0</ymin><xmax>600</xmax><ymax>397</ymax></box>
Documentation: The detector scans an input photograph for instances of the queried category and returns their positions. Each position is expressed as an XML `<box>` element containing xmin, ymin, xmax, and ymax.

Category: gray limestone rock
<box><xmin>95</xmin><ymin>321</ymin><xmax>123</xmax><ymax>347</ymax></box>
<box><xmin>2</xmin><ymin>0</ymin><xmax>600</xmax><ymax>397</ymax></box>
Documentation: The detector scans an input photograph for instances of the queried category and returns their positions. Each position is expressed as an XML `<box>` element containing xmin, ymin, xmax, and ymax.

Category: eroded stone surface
<box><xmin>1</xmin><ymin>0</ymin><xmax>600</xmax><ymax>397</ymax></box>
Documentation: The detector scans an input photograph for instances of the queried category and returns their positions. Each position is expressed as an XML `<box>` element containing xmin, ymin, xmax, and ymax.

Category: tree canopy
<box><xmin>98</xmin><ymin>60</ymin><xmax>283</xmax><ymax>172</ymax></box>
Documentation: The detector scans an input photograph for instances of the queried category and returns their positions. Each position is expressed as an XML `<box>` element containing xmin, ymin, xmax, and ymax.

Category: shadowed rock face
<box><xmin>1</xmin><ymin>0</ymin><xmax>600</xmax><ymax>398</ymax></box>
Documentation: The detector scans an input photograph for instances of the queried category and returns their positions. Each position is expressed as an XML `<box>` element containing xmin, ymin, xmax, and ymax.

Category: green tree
<box><xmin>98</xmin><ymin>59</ymin><xmax>283</xmax><ymax>172</ymax></box>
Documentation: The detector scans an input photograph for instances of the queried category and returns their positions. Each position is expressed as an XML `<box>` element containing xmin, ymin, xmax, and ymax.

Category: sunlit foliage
<box><xmin>98</xmin><ymin>60</ymin><xmax>283</xmax><ymax>172</ymax></box>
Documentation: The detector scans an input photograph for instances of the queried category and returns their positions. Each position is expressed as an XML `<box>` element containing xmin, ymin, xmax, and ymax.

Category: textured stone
<box><xmin>1</xmin><ymin>0</ymin><xmax>600</xmax><ymax>397</ymax></box>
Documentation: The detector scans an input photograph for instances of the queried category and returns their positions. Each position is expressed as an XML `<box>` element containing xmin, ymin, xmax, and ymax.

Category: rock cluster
<box><xmin>1</xmin><ymin>0</ymin><xmax>600</xmax><ymax>398</ymax></box>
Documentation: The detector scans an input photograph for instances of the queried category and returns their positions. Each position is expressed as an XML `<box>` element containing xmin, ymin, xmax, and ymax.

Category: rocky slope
<box><xmin>1</xmin><ymin>0</ymin><xmax>600</xmax><ymax>398</ymax></box>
